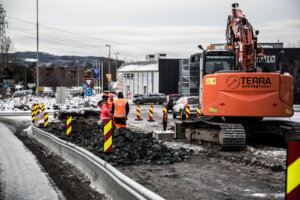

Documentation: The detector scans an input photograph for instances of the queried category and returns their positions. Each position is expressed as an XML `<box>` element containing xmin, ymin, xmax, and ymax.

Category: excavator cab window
<box><xmin>205</xmin><ymin>60</ymin><xmax>234</xmax><ymax>75</ymax></box>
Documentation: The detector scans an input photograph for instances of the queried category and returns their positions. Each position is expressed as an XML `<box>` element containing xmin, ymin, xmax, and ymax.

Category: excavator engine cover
<box><xmin>202</xmin><ymin>72</ymin><xmax>294</xmax><ymax>117</ymax></box>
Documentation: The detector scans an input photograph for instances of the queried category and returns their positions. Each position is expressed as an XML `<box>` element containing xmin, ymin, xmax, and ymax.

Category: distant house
<box><xmin>117</xmin><ymin>57</ymin><xmax>181</xmax><ymax>97</ymax></box>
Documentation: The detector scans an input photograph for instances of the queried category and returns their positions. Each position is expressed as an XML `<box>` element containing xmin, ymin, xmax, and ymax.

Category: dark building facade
<box><xmin>159</xmin><ymin>59</ymin><xmax>180</xmax><ymax>95</ymax></box>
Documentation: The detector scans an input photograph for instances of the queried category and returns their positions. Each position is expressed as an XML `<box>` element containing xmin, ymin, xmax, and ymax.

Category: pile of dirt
<box><xmin>55</xmin><ymin>110</ymin><xmax>100</xmax><ymax>120</ymax></box>
<box><xmin>14</xmin><ymin>104</ymin><xmax>30</xmax><ymax>110</ymax></box>
<box><xmin>39</xmin><ymin>119</ymin><xmax>189</xmax><ymax>166</ymax></box>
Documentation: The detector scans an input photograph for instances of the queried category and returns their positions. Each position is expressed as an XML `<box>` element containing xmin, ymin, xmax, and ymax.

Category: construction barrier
<box><xmin>36</xmin><ymin>104</ymin><xmax>40</xmax><ymax>115</ymax></box>
<box><xmin>104</xmin><ymin>119</ymin><xmax>112</xmax><ymax>152</ymax></box>
<box><xmin>185</xmin><ymin>106</ymin><xmax>190</xmax><ymax>119</ymax></box>
<box><xmin>163</xmin><ymin>106</ymin><xmax>168</xmax><ymax>131</ymax></box>
<box><xmin>41</xmin><ymin>103</ymin><xmax>45</xmax><ymax>113</ymax></box>
<box><xmin>286</xmin><ymin>141</ymin><xmax>300</xmax><ymax>200</ymax></box>
<box><xmin>31</xmin><ymin>104</ymin><xmax>36</xmax><ymax>123</ymax></box>
<box><xmin>197</xmin><ymin>107</ymin><xmax>201</xmax><ymax>117</ymax></box>
<box><xmin>148</xmin><ymin>106</ymin><xmax>155</xmax><ymax>122</ymax></box>
<box><xmin>135</xmin><ymin>105</ymin><xmax>143</xmax><ymax>121</ymax></box>
<box><xmin>44</xmin><ymin>112</ymin><xmax>48</xmax><ymax>128</ymax></box>
<box><xmin>66</xmin><ymin>116</ymin><xmax>72</xmax><ymax>136</ymax></box>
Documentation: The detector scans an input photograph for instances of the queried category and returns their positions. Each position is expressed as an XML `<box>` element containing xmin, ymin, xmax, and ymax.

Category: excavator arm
<box><xmin>226</xmin><ymin>3</ymin><xmax>263</xmax><ymax>71</ymax></box>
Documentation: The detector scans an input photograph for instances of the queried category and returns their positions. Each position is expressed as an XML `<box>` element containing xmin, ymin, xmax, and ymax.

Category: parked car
<box><xmin>133</xmin><ymin>94</ymin><xmax>143</xmax><ymax>102</ymax></box>
<box><xmin>12</xmin><ymin>90</ymin><xmax>31</xmax><ymax>98</ymax></box>
<box><xmin>166</xmin><ymin>94</ymin><xmax>181</xmax><ymax>112</ymax></box>
<box><xmin>134</xmin><ymin>93</ymin><xmax>166</xmax><ymax>105</ymax></box>
<box><xmin>43</xmin><ymin>91</ymin><xmax>55</xmax><ymax>98</ymax></box>
<box><xmin>172</xmin><ymin>96</ymin><xmax>199</xmax><ymax>119</ymax></box>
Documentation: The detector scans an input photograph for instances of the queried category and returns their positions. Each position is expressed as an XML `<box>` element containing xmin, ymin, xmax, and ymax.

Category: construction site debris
<box><xmin>39</xmin><ymin>118</ymin><xmax>189</xmax><ymax>166</ymax></box>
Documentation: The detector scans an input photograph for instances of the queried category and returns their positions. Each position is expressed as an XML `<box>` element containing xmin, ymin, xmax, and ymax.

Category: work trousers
<box><xmin>114</xmin><ymin>117</ymin><xmax>127</xmax><ymax>129</ymax></box>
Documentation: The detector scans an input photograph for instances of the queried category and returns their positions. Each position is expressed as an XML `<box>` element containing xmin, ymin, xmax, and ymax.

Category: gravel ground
<box><xmin>39</xmin><ymin>110</ymin><xmax>289</xmax><ymax>200</ymax></box>
<box><xmin>117</xmin><ymin>155</ymin><xmax>285</xmax><ymax>200</ymax></box>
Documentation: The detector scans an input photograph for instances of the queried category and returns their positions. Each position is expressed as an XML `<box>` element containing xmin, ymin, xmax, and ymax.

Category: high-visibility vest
<box><xmin>99</xmin><ymin>102</ymin><xmax>110</xmax><ymax>120</ymax></box>
<box><xmin>114</xmin><ymin>98</ymin><xmax>127</xmax><ymax>118</ymax></box>
<box><xmin>107</xmin><ymin>99</ymin><xmax>113</xmax><ymax>111</ymax></box>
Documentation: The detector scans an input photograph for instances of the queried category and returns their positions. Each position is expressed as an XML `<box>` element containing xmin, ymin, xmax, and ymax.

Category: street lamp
<box><xmin>105</xmin><ymin>44</ymin><xmax>111</xmax><ymax>92</ymax></box>
<box><xmin>76</xmin><ymin>60</ymin><xmax>79</xmax><ymax>87</ymax></box>
<box><xmin>36</xmin><ymin>0</ymin><xmax>39</xmax><ymax>96</ymax></box>
<box><xmin>114</xmin><ymin>52</ymin><xmax>119</xmax><ymax>81</ymax></box>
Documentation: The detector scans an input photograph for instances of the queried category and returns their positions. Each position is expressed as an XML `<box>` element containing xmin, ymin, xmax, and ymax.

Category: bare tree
<box><xmin>1</xmin><ymin>36</ymin><xmax>14</xmax><ymax>67</ymax></box>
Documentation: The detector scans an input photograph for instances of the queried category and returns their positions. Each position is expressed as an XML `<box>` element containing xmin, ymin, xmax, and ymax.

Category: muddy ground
<box><xmin>118</xmin><ymin>155</ymin><xmax>284</xmax><ymax>200</ymax></box>
<box><xmin>41</xmin><ymin>111</ymin><xmax>287</xmax><ymax>200</ymax></box>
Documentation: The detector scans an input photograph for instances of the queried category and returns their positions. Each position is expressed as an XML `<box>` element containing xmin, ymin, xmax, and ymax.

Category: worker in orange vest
<box><xmin>111</xmin><ymin>92</ymin><xmax>129</xmax><ymax>129</ymax></box>
<box><xmin>98</xmin><ymin>93</ymin><xmax>110</xmax><ymax>127</ymax></box>
<box><xmin>107</xmin><ymin>93</ymin><xmax>114</xmax><ymax>125</ymax></box>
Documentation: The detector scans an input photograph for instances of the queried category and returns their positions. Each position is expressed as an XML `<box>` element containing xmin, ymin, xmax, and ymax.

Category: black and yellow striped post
<box><xmin>36</xmin><ymin>104</ymin><xmax>40</xmax><ymax>115</ymax></box>
<box><xmin>44</xmin><ymin>112</ymin><xmax>48</xmax><ymax>128</ymax></box>
<box><xmin>197</xmin><ymin>107</ymin><xmax>201</xmax><ymax>117</ymax></box>
<box><xmin>163</xmin><ymin>106</ymin><xmax>168</xmax><ymax>131</ymax></box>
<box><xmin>185</xmin><ymin>106</ymin><xmax>190</xmax><ymax>119</ymax></box>
<box><xmin>104</xmin><ymin>119</ymin><xmax>112</xmax><ymax>152</ymax></box>
<box><xmin>41</xmin><ymin>103</ymin><xmax>45</xmax><ymax>113</ymax></box>
<box><xmin>135</xmin><ymin>105</ymin><xmax>143</xmax><ymax>121</ymax></box>
<box><xmin>286</xmin><ymin>141</ymin><xmax>300</xmax><ymax>199</ymax></box>
<box><xmin>148</xmin><ymin>106</ymin><xmax>155</xmax><ymax>122</ymax></box>
<box><xmin>66</xmin><ymin>116</ymin><xmax>72</xmax><ymax>136</ymax></box>
<box><xmin>31</xmin><ymin>104</ymin><xmax>36</xmax><ymax>123</ymax></box>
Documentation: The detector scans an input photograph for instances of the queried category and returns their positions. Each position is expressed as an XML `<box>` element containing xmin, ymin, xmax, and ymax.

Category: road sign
<box><xmin>85</xmin><ymin>88</ymin><xmax>93</xmax><ymax>96</ymax></box>
<box><xmin>84</xmin><ymin>78</ymin><xmax>94</xmax><ymax>88</ymax></box>
<box><xmin>3</xmin><ymin>82</ymin><xmax>8</xmax><ymax>88</ymax></box>
<box><xmin>56</xmin><ymin>87</ymin><xmax>66</xmax><ymax>104</ymax></box>
<box><xmin>81</xmin><ymin>83</ymin><xmax>87</xmax><ymax>89</ymax></box>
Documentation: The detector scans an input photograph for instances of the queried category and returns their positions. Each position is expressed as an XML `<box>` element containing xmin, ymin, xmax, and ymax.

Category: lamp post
<box><xmin>114</xmin><ymin>52</ymin><xmax>119</xmax><ymax>81</ymax></box>
<box><xmin>105</xmin><ymin>44</ymin><xmax>111</xmax><ymax>92</ymax></box>
<box><xmin>76</xmin><ymin>60</ymin><xmax>79</xmax><ymax>87</ymax></box>
<box><xmin>36</xmin><ymin>0</ymin><xmax>39</xmax><ymax>96</ymax></box>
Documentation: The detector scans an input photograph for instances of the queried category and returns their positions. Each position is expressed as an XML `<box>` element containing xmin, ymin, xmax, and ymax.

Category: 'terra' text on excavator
<box><xmin>176</xmin><ymin>3</ymin><xmax>299</xmax><ymax>150</ymax></box>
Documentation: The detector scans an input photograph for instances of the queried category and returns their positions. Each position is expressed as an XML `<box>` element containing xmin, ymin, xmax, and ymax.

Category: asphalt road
<box><xmin>127</xmin><ymin>104</ymin><xmax>181</xmax><ymax>133</ymax></box>
<box><xmin>127</xmin><ymin>103</ymin><xmax>300</xmax><ymax>133</ymax></box>
<box><xmin>0</xmin><ymin>119</ymin><xmax>63</xmax><ymax>200</ymax></box>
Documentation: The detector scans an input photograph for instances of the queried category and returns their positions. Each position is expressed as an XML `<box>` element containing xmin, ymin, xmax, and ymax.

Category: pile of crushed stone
<box><xmin>39</xmin><ymin>119</ymin><xmax>189</xmax><ymax>166</ymax></box>
<box><xmin>55</xmin><ymin>109</ymin><xmax>99</xmax><ymax>120</ymax></box>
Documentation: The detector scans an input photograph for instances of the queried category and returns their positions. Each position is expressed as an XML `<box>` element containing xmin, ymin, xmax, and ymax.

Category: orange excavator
<box><xmin>177</xmin><ymin>3</ymin><xmax>298</xmax><ymax>150</ymax></box>
<box><xmin>202</xmin><ymin>3</ymin><xmax>294</xmax><ymax>118</ymax></box>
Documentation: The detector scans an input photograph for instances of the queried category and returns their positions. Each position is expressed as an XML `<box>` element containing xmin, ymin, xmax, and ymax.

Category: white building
<box><xmin>117</xmin><ymin>61</ymin><xmax>159</xmax><ymax>97</ymax></box>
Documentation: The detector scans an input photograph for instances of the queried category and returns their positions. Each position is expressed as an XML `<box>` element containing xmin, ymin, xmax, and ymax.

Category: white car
<box><xmin>172</xmin><ymin>96</ymin><xmax>199</xmax><ymax>119</ymax></box>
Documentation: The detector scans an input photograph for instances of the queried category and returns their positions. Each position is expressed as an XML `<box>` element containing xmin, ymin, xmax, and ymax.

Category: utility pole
<box><xmin>114</xmin><ymin>52</ymin><xmax>119</xmax><ymax>81</ymax></box>
<box><xmin>101</xmin><ymin>62</ymin><xmax>103</xmax><ymax>93</ymax></box>
<box><xmin>0</xmin><ymin>4</ymin><xmax>7</xmax><ymax>86</ymax></box>
<box><xmin>36</xmin><ymin>0</ymin><xmax>39</xmax><ymax>96</ymax></box>
<box><xmin>105</xmin><ymin>44</ymin><xmax>111</xmax><ymax>92</ymax></box>
<box><xmin>76</xmin><ymin>60</ymin><xmax>79</xmax><ymax>87</ymax></box>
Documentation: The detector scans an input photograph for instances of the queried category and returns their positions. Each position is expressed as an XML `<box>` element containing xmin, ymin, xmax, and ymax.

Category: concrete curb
<box><xmin>28</xmin><ymin>125</ymin><xmax>165</xmax><ymax>200</ymax></box>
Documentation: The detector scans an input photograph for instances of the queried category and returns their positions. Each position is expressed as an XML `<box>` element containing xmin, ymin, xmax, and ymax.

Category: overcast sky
<box><xmin>2</xmin><ymin>0</ymin><xmax>300</xmax><ymax>61</ymax></box>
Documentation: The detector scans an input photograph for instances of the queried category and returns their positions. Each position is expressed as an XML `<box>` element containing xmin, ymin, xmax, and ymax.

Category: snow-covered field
<box><xmin>0</xmin><ymin>94</ymin><xmax>134</xmax><ymax>112</ymax></box>
<box><xmin>0</xmin><ymin>95</ymin><xmax>103</xmax><ymax>111</ymax></box>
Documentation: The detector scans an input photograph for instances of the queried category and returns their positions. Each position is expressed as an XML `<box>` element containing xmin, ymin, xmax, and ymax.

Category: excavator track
<box><xmin>243</xmin><ymin>120</ymin><xmax>300</xmax><ymax>146</ymax></box>
<box><xmin>176</xmin><ymin>118</ymin><xmax>300</xmax><ymax>150</ymax></box>
<box><xmin>179</xmin><ymin>119</ymin><xmax>246</xmax><ymax>151</ymax></box>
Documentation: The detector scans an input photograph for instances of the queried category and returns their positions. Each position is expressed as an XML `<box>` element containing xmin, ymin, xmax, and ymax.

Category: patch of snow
<box><xmin>164</xmin><ymin>141</ymin><xmax>205</xmax><ymax>154</ymax></box>
<box><xmin>247</xmin><ymin>146</ymin><xmax>286</xmax><ymax>158</ymax></box>
<box><xmin>251</xmin><ymin>193</ymin><xmax>267</xmax><ymax>197</ymax></box>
